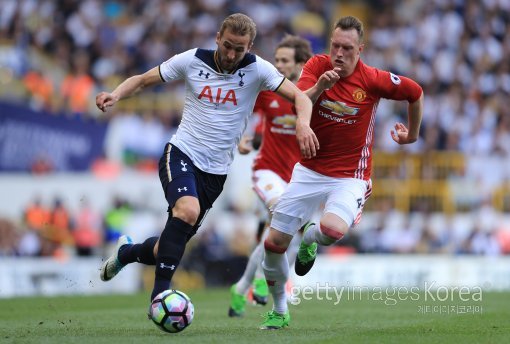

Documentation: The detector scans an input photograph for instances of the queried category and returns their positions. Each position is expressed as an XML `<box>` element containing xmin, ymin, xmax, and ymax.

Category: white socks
<box><xmin>303</xmin><ymin>223</ymin><xmax>337</xmax><ymax>246</ymax></box>
<box><xmin>235</xmin><ymin>243</ymin><xmax>264</xmax><ymax>295</ymax></box>
<box><xmin>262</xmin><ymin>250</ymin><xmax>289</xmax><ymax>314</ymax></box>
<box><xmin>286</xmin><ymin>231</ymin><xmax>302</xmax><ymax>267</ymax></box>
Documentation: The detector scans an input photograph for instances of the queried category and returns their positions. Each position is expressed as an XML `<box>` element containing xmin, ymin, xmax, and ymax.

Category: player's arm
<box><xmin>238</xmin><ymin>135</ymin><xmax>254</xmax><ymax>154</ymax></box>
<box><xmin>375</xmin><ymin>72</ymin><xmax>424</xmax><ymax>145</ymax></box>
<box><xmin>237</xmin><ymin>131</ymin><xmax>263</xmax><ymax>154</ymax></box>
<box><xmin>275</xmin><ymin>78</ymin><xmax>319</xmax><ymax>159</ymax></box>
<box><xmin>96</xmin><ymin>66</ymin><xmax>164</xmax><ymax>112</ymax></box>
<box><xmin>391</xmin><ymin>91</ymin><xmax>423</xmax><ymax>144</ymax></box>
<box><xmin>303</xmin><ymin>67</ymin><xmax>342</xmax><ymax>104</ymax></box>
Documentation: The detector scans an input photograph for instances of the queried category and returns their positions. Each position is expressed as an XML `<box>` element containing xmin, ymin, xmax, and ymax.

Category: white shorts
<box><xmin>271</xmin><ymin>163</ymin><xmax>371</xmax><ymax>236</ymax></box>
<box><xmin>252</xmin><ymin>169</ymin><xmax>288</xmax><ymax>210</ymax></box>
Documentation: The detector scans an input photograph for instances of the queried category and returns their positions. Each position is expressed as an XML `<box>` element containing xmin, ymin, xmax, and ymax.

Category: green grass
<box><xmin>1</xmin><ymin>289</ymin><xmax>509</xmax><ymax>343</ymax></box>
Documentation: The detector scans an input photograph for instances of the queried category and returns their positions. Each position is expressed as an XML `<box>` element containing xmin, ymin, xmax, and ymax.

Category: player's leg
<box><xmin>229</xmin><ymin>170</ymin><xmax>286</xmax><ymax>315</ymax></box>
<box><xmin>260</xmin><ymin>227</ymin><xmax>293</xmax><ymax>329</ymax></box>
<box><xmin>295</xmin><ymin>214</ymin><xmax>348</xmax><ymax>276</ymax></box>
<box><xmin>286</xmin><ymin>227</ymin><xmax>303</xmax><ymax>268</ymax></box>
<box><xmin>251</xmin><ymin>220</ymin><xmax>270</xmax><ymax>306</ymax></box>
<box><xmin>151</xmin><ymin>148</ymin><xmax>227</xmax><ymax>301</ymax></box>
<box><xmin>260</xmin><ymin>164</ymin><xmax>322</xmax><ymax>329</ymax></box>
<box><xmin>152</xmin><ymin>195</ymin><xmax>199</xmax><ymax>300</ymax></box>
<box><xmin>228</xmin><ymin>240</ymin><xmax>265</xmax><ymax>317</ymax></box>
<box><xmin>100</xmin><ymin>235</ymin><xmax>158</xmax><ymax>282</ymax></box>
<box><xmin>295</xmin><ymin>178</ymin><xmax>369</xmax><ymax>276</ymax></box>
<box><xmin>250</xmin><ymin>170</ymin><xmax>288</xmax><ymax>305</ymax></box>
<box><xmin>284</xmin><ymin>228</ymin><xmax>302</xmax><ymax>303</ymax></box>
<box><xmin>151</xmin><ymin>144</ymin><xmax>202</xmax><ymax>300</ymax></box>
<box><xmin>229</xmin><ymin>221</ymin><xmax>271</xmax><ymax>316</ymax></box>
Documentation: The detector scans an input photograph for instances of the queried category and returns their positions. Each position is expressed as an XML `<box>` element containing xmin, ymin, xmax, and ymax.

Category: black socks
<box><xmin>118</xmin><ymin>236</ymin><xmax>158</xmax><ymax>265</ymax></box>
<box><xmin>151</xmin><ymin>217</ymin><xmax>193</xmax><ymax>300</ymax></box>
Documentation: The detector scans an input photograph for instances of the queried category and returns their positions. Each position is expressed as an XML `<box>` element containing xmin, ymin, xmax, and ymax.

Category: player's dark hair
<box><xmin>277</xmin><ymin>34</ymin><xmax>313</xmax><ymax>64</ymax></box>
<box><xmin>220</xmin><ymin>13</ymin><xmax>257</xmax><ymax>44</ymax></box>
<box><xmin>334</xmin><ymin>16</ymin><xmax>364</xmax><ymax>43</ymax></box>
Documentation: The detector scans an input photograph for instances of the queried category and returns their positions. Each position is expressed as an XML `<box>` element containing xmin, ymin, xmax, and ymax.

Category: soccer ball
<box><xmin>149</xmin><ymin>289</ymin><xmax>194</xmax><ymax>333</ymax></box>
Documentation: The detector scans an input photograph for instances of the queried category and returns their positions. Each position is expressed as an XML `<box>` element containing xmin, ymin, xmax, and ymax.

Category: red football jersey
<box><xmin>297</xmin><ymin>55</ymin><xmax>422</xmax><ymax>180</ymax></box>
<box><xmin>252</xmin><ymin>91</ymin><xmax>301</xmax><ymax>182</ymax></box>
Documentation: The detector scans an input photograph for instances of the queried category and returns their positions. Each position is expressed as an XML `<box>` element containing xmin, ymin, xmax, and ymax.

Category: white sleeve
<box><xmin>257</xmin><ymin>56</ymin><xmax>285</xmax><ymax>91</ymax></box>
<box><xmin>159</xmin><ymin>48</ymin><xmax>197</xmax><ymax>82</ymax></box>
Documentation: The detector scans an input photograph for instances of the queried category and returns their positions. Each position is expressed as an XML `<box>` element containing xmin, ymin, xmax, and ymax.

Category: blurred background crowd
<box><xmin>1</xmin><ymin>0</ymin><xmax>510</xmax><ymax>286</ymax></box>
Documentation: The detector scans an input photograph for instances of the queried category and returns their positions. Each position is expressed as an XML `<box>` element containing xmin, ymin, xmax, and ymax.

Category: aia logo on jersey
<box><xmin>320</xmin><ymin>100</ymin><xmax>359</xmax><ymax>116</ymax></box>
<box><xmin>352</xmin><ymin>88</ymin><xmax>366</xmax><ymax>103</ymax></box>
<box><xmin>198</xmin><ymin>86</ymin><xmax>237</xmax><ymax>105</ymax></box>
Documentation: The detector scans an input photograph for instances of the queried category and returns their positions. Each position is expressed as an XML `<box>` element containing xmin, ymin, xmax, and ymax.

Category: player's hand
<box><xmin>317</xmin><ymin>67</ymin><xmax>342</xmax><ymax>91</ymax></box>
<box><xmin>238</xmin><ymin>136</ymin><xmax>253</xmax><ymax>154</ymax></box>
<box><xmin>96</xmin><ymin>92</ymin><xmax>118</xmax><ymax>112</ymax></box>
<box><xmin>296</xmin><ymin>120</ymin><xmax>319</xmax><ymax>159</ymax></box>
<box><xmin>390</xmin><ymin>122</ymin><xmax>417</xmax><ymax>144</ymax></box>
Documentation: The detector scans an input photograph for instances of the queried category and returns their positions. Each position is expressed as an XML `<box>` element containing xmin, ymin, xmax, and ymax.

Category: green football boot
<box><xmin>252</xmin><ymin>278</ymin><xmax>269</xmax><ymax>306</ymax></box>
<box><xmin>259</xmin><ymin>310</ymin><xmax>290</xmax><ymax>330</ymax></box>
<box><xmin>228</xmin><ymin>284</ymin><xmax>247</xmax><ymax>317</ymax></box>
<box><xmin>295</xmin><ymin>222</ymin><xmax>317</xmax><ymax>276</ymax></box>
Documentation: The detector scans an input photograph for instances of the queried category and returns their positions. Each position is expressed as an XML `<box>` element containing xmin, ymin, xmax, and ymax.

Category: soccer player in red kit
<box><xmin>259</xmin><ymin>16</ymin><xmax>424</xmax><ymax>329</ymax></box>
<box><xmin>229</xmin><ymin>35</ymin><xmax>313</xmax><ymax>317</ymax></box>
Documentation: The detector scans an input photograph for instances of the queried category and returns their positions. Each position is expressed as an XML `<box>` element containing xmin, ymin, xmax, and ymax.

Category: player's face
<box><xmin>329</xmin><ymin>28</ymin><xmax>364</xmax><ymax>77</ymax></box>
<box><xmin>216</xmin><ymin>28</ymin><xmax>252</xmax><ymax>72</ymax></box>
<box><xmin>274</xmin><ymin>47</ymin><xmax>302</xmax><ymax>82</ymax></box>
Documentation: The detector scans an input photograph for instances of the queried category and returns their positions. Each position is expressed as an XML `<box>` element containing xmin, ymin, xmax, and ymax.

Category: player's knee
<box><xmin>153</xmin><ymin>239</ymin><xmax>159</xmax><ymax>257</ymax></box>
<box><xmin>264</xmin><ymin>238</ymin><xmax>287</xmax><ymax>254</ymax></box>
<box><xmin>264</xmin><ymin>231</ymin><xmax>290</xmax><ymax>254</ymax></box>
<box><xmin>319</xmin><ymin>213</ymin><xmax>349</xmax><ymax>243</ymax></box>
<box><xmin>318</xmin><ymin>223</ymin><xmax>346</xmax><ymax>245</ymax></box>
<box><xmin>172</xmin><ymin>198</ymin><xmax>200</xmax><ymax>225</ymax></box>
<box><xmin>320</xmin><ymin>223</ymin><xmax>345</xmax><ymax>240</ymax></box>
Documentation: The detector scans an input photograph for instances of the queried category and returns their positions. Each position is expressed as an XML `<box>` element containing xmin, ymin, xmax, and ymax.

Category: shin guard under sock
<box><xmin>262</xmin><ymin>241</ymin><xmax>289</xmax><ymax>314</ymax></box>
<box><xmin>151</xmin><ymin>217</ymin><xmax>193</xmax><ymax>300</ymax></box>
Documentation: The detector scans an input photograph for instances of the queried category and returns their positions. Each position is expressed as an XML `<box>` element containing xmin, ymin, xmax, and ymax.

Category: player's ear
<box><xmin>247</xmin><ymin>42</ymin><xmax>253</xmax><ymax>52</ymax></box>
<box><xmin>216</xmin><ymin>32</ymin><xmax>221</xmax><ymax>45</ymax></box>
<box><xmin>358</xmin><ymin>43</ymin><xmax>365</xmax><ymax>53</ymax></box>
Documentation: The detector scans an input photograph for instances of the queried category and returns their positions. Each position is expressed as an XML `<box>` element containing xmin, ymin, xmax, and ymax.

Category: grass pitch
<box><xmin>1</xmin><ymin>288</ymin><xmax>508</xmax><ymax>343</ymax></box>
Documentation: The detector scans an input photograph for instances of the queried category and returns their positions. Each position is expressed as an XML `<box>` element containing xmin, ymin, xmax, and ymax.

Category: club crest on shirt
<box><xmin>352</xmin><ymin>88</ymin><xmax>366</xmax><ymax>102</ymax></box>
<box><xmin>320</xmin><ymin>100</ymin><xmax>359</xmax><ymax>116</ymax></box>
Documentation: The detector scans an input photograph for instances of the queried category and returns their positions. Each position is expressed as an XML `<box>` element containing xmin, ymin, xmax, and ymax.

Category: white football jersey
<box><xmin>159</xmin><ymin>48</ymin><xmax>285</xmax><ymax>174</ymax></box>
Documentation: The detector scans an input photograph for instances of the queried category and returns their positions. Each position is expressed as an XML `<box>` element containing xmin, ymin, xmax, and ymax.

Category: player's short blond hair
<box><xmin>219</xmin><ymin>13</ymin><xmax>257</xmax><ymax>44</ymax></box>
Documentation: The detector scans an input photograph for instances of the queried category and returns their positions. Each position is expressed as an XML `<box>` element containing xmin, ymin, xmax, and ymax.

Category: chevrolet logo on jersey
<box><xmin>320</xmin><ymin>100</ymin><xmax>359</xmax><ymax>116</ymax></box>
<box><xmin>273</xmin><ymin>114</ymin><xmax>296</xmax><ymax>128</ymax></box>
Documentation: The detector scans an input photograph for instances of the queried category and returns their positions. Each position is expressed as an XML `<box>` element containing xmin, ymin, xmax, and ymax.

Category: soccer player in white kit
<box><xmin>95</xmin><ymin>13</ymin><xmax>319</xmax><ymax>312</ymax></box>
